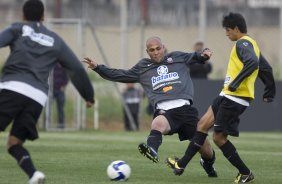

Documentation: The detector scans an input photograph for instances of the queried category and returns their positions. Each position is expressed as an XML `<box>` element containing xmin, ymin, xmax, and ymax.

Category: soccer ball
<box><xmin>107</xmin><ymin>160</ymin><xmax>131</xmax><ymax>181</ymax></box>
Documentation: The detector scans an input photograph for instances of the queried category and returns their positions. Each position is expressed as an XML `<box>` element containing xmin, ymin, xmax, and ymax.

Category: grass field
<box><xmin>0</xmin><ymin>131</ymin><xmax>281</xmax><ymax>184</ymax></box>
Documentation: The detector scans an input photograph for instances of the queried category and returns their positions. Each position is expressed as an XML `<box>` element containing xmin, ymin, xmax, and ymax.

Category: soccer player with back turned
<box><xmin>0</xmin><ymin>0</ymin><xmax>95</xmax><ymax>183</ymax></box>
<box><xmin>166</xmin><ymin>12</ymin><xmax>276</xmax><ymax>183</ymax></box>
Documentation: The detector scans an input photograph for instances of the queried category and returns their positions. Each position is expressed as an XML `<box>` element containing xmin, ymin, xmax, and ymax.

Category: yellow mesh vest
<box><xmin>222</xmin><ymin>36</ymin><xmax>260</xmax><ymax>100</ymax></box>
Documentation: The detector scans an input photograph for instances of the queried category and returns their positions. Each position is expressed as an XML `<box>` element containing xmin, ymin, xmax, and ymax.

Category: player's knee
<box><xmin>197</xmin><ymin>120</ymin><xmax>209</xmax><ymax>132</ymax></box>
<box><xmin>151</xmin><ymin>120</ymin><xmax>162</xmax><ymax>130</ymax></box>
<box><xmin>6</xmin><ymin>136</ymin><xmax>24</xmax><ymax>150</ymax></box>
<box><xmin>212</xmin><ymin>133</ymin><xmax>225</xmax><ymax>146</ymax></box>
<box><xmin>151</xmin><ymin>121</ymin><xmax>167</xmax><ymax>133</ymax></box>
<box><xmin>151</xmin><ymin>115</ymin><xmax>170</xmax><ymax>133</ymax></box>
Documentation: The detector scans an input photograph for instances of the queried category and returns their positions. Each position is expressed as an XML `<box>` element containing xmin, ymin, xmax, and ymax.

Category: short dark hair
<box><xmin>222</xmin><ymin>12</ymin><xmax>247</xmax><ymax>33</ymax></box>
<box><xmin>23</xmin><ymin>0</ymin><xmax>44</xmax><ymax>21</ymax></box>
<box><xmin>194</xmin><ymin>41</ymin><xmax>204</xmax><ymax>47</ymax></box>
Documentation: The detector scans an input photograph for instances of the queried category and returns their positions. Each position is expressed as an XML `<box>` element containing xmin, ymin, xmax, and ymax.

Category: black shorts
<box><xmin>154</xmin><ymin>105</ymin><xmax>198</xmax><ymax>141</ymax></box>
<box><xmin>0</xmin><ymin>89</ymin><xmax>43</xmax><ymax>141</ymax></box>
<box><xmin>211</xmin><ymin>96</ymin><xmax>247</xmax><ymax>137</ymax></box>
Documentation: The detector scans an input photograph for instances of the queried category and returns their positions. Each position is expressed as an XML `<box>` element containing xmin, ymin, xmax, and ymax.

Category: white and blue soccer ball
<box><xmin>107</xmin><ymin>160</ymin><xmax>131</xmax><ymax>181</ymax></box>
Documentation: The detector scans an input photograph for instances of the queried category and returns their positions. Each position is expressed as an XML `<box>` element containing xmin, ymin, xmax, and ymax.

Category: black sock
<box><xmin>219</xmin><ymin>140</ymin><xmax>250</xmax><ymax>175</ymax></box>
<box><xmin>147</xmin><ymin>130</ymin><xmax>162</xmax><ymax>152</ymax></box>
<box><xmin>8</xmin><ymin>145</ymin><xmax>36</xmax><ymax>178</ymax></box>
<box><xmin>178</xmin><ymin>131</ymin><xmax>207</xmax><ymax>168</ymax></box>
<box><xmin>201</xmin><ymin>149</ymin><xmax>216</xmax><ymax>164</ymax></box>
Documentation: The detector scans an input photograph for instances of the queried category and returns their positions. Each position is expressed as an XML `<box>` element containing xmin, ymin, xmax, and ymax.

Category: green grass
<box><xmin>0</xmin><ymin>131</ymin><xmax>281</xmax><ymax>184</ymax></box>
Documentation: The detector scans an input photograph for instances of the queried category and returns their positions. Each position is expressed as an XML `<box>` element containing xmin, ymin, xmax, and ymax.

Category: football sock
<box><xmin>219</xmin><ymin>140</ymin><xmax>250</xmax><ymax>175</ymax></box>
<box><xmin>178</xmin><ymin>131</ymin><xmax>207</xmax><ymax>168</ymax></box>
<box><xmin>147</xmin><ymin>129</ymin><xmax>162</xmax><ymax>152</ymax></box>
<box><xmin>8</xmin><ymin>144</ymin><xmax>36</xmax><ymax>178</ymax></box>
<box><xmin>201</xmin><ymin>149</ymin><xmax>216</xmax><ymax>164</ymax></box>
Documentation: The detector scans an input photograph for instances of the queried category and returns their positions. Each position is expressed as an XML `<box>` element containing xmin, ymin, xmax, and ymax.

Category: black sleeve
<box><xmin>258</xmin><ymin>54</ymin><xmax>276</xmax><ymax>100</ymax></box>
<box><xmin>0</xmin><ymin>25</ymin><xmax>16</xmax><ymax>47</ymax></box>
<box><xmin>183</xmin><ymin>52</ymin><xmax>209</xmax><ymax>65</ymax></box>
<box><xmin>58</xmin><ymin>41</ymin><xmax>95</xmax><ymax>103</ymax></box>
<box><xmin>94</xmin><ymin>64</ymin><xmax>140</xmax><ymax>83</ymax></box>
<box><xmin>228</xmin><ymin>39</ymin><xmax>259</xmax><ymax>91</ymax></box>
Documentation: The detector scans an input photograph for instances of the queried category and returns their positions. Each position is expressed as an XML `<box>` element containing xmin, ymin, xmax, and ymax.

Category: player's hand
<box><xmin>201</xmin><ymin>48</ymin><xmax>213</xmax><ymax>59</ymax></box>
<box><xmin>83</xmin><ymin>57</ymin><xmax>98</xmax><ymax>70</ymax></box>
<box><xmin>86</xmin><ymin>101</ymin><xmax>94</xmax><ymax>108</ymax></box>
<box><xmin>263</xmin><ymin>97</ymin><xmax>273</xmax><ymax>103</ymax></box>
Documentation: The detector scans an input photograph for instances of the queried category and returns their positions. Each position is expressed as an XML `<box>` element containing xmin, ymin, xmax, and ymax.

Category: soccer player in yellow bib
<box><xmin>166</xmin><ymin>12</ymin><xmax>276</xmax><ymax>183</ymax></box>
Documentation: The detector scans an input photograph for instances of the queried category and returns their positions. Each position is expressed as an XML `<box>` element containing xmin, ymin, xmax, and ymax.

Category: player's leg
<box><xmin>175</xmin><ymin>106</ymin><xmax>215</xmax><ymax>169</ymax></box>
<box><xmin>138</xmin><ymin>113</ymin><xmax>171</xmax><ymax>163</ymax></box>
<box><xmin>166</xmin><ymin>97</ymin><xmax>223</xmax><ymax>175</ymax></box>
<box><xmin>198</xmin><ymin>139</ymin><xmax>217</xmax><ymax>177</ymax></box>
<box><xmin>213</xmin><ymin>97</ymin><xmax>253</xmax><ymax>183</ymax></box>
<box><xmin>7</xmin><ymin>136</ymin><xmax>36</xmax><ymax>178</ymax></box>
<box><xmin>7</xmin><ymin>94</ymin><xmax>45</xmax><ymax>183</ymax></box>
<box><xmin>166</xmin><ymin>105</ymin><xmax>216</xmax><ymax>176</ymax></box>
<box><xmin>0</xmin><ymin>90</ymin><xmax>34</xmax><ymax>179</ymax></box>
<box><xmin>8</xmin><ymin>136</ymin><xmax>45</xmax><ymax>184</ymax></box>
<box><xmin>214</xmin><ymin>132</ymin><xmax>254</xmax><ymax>183</ymax></box>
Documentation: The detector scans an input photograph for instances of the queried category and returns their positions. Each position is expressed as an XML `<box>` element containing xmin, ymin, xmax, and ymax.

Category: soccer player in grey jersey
<box><xmin>83</xmin><ymin>36</ymin><xmax>217</xmax><ymax>177</ymax></box>
<box><xmin>0</xmin><ymin>0</ymin><xmax>94</xmax><ymax>183</ymax></box>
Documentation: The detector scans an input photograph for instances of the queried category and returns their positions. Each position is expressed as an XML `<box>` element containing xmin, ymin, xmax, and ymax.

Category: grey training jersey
<box><xmin>94</xmin><ymin>51</ymin><xmax>208</xmax><ymax>107</ymax></box>
<box><xmin>0</xmin><ymin>22</ymin><xmax>94</xmax><ymax>103</ymax></box>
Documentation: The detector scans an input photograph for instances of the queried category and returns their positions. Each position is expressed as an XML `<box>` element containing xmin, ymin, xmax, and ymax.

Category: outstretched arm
<box><xmin>83</xmin><ymin>57</ymin><xmax>139</xmax><ymax>83</ymax></box>
<box><xmin>186</xmin><ymin>48</ymin><xmax>213</xmax><ymax>65</ymax></box>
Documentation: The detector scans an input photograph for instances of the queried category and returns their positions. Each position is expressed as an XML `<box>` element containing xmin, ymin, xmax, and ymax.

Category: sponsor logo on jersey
<box><xmin>167</xmin><ymin>57</ymin><xmax>173</xmax><ymax>63</ymax></box>
<box><xmin>243</xmin><ymin>42</ymin><xmax>248</xmax><ymax>47</ymax></box>
<box><xmin>163</xmin><ymin>85</ymin><xmax>173</xmax><ymax>92</ymax></box>
<box><xmin>22</xmin><ymin>25</ymin><xmax>54</xmax><ymax>47</ymax></box>
<box><xmin>151</xmin><ymin>65</ymin><xmax>179</xmax><ymax>87</ymax></box>
<box><xmin>224</xmin><ymin>76</ymin><xmax>231</xmax><ymax>84</ymax></box>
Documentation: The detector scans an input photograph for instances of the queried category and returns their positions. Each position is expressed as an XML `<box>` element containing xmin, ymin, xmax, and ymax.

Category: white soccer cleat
<box><xmin>28</xmin><ymin>171</ymin><xmax>45</xmax><ymax>184</ymax></box>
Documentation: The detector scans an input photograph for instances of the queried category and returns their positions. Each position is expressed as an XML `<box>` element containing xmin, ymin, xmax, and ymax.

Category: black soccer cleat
<box><xmin>165</xmin><ymin>157</ymin><xmax>184</xmax><ymax>176</ymax></box>
<box><xmin>234</xmin><ymin>171</ymin><xmax>255</xmax><ymax>183</ymax></box>
<box><xmin>138</xmin><ymin>143</ymin><xmax>160</xmax><ymax>163</ymax></box>
<box><xmin>200</xmin><ymin>158</ymin><xmax>218</xmax><ymax>177</ymax></box>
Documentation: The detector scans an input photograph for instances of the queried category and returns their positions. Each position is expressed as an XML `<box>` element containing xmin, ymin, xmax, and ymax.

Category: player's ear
<box><xmin>235</xmin><ymin>26</ymin><xmax>240</xmax><ymax>33</ymax></box>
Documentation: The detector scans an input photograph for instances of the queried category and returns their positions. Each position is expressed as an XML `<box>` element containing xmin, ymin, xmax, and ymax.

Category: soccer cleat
<box><xmin>234</xmin><ymin>172</ymin><xmax>254</xmax><ymax>183</ymax></box>
<box><xmin>28</xmin><ymin>171</ymin><xmax>45</xmax><ymax>184</ymax></box>
<box><xmin>138</xmin><ymin>143</ymin><xmax>160</xmax><ymax>163</ymax></box>
<box><xmin>165</xmin><ymin>157</ymin><xmax>184</xmax><ymax>176</ymax></box>
<box><xmin>200</xmin><ymin>158</ymin><xmax>218</xmax><ymax>177</ymax></box>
